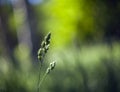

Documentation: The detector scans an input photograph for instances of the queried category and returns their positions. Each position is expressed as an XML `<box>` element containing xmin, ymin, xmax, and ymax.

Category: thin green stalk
<box><xmin>37</xmin><ymin>62</ymin><xmax>42</xmax><ymax>92</ymax></box>
<box><xmin>36</xmin><ymin>32</ymin><xmax>52</xmax><ymax>92</ymax></box>
<box><xmin>37</xmin><ymin>61</ymin><xmax>56</xmax><ymax>90</ymax></box>
<box><xmin>38</xmin><ymin>72</ymin><xmax>47</xmax><ymax>90</ymax></box>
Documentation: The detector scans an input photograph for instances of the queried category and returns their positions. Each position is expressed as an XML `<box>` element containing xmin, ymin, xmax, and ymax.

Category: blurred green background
<box><xmin>0</xmin><ymin>0</ymin><xmax>120</xmax><ymax>92</ymax></box>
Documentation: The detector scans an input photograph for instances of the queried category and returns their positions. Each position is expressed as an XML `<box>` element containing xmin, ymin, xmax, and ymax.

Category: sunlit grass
<box><xmin>0</xmin><ymin>42</ymin><xmax>120</xmax><ymax>92</ymax></box>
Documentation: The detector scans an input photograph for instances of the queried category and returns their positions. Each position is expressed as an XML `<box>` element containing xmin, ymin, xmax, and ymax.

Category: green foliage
<box><xmin>1</xmin><ymin>0</ymin><xmax>120</xmax><ymax>92</ymax></box>
<box><xmin>41</xmin><ymin>0</ymin><xmax>105</xmax><ymax>48</ymax></box>
<box><xmin>0</xmin><ymin>41</ymin><xmax>120</xmax><ymax>92</ymax></box>
<box><xmin>44</xmin><ymin>43</ymin><xmax>120</xmax><ymax>92</ymax></box>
